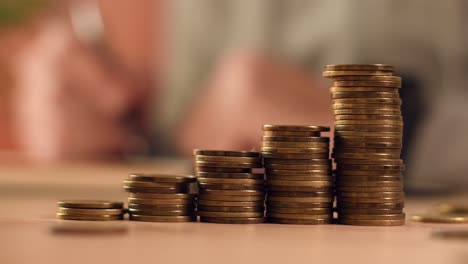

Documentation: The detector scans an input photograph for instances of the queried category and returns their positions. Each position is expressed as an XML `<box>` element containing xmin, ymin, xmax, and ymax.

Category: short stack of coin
<box><xmin>124</xmin><ymin>173</ymin><xmax>197</xmax><ymax>222</ymax></box>
<box><xmin>194</xmin><ymin>150</ymin><xmax>266</xmax><ymax>224</ymax></box>
<box><xmin>261</xmin><ymin>125</ymin><xmax>334</xmax><ymax>225</ymax></box>
<box><xmin>323</xmin><ymin>64</ymin><xmax>405</xmax><ymax>226</ymax></box>
<box><xmin>56</xmin><ymin>200</ymin><xmax>125</xmax><ymax>221</ymax></box>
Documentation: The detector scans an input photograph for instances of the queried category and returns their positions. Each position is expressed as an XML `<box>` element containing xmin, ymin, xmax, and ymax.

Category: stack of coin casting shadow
<box><xmin>194</xmin><ymin>150</ymin><xmax>266</xmax><ymax>224</ymax></box>
<box><xmin>123</xmin><ymin>174</ymin><xmax>197</xmax><ymax>222</ymax></box>
<box><xmin>261</xmin><ymin>125</ymin><xmax>334</xmax><ymax>224</ymax></box>
<box><xmin>56</xmin><ymin>200</ymin><xmax>125</xmax><ymax>221</ymax></box>
<box><xmin>323</xmin><ymin>64</ymin><xmax>405</xmax><ymax>226</ymax></box>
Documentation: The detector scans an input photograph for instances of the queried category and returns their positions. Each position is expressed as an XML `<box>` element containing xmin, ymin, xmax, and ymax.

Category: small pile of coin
<box><xmin>261</xmin><ymin>125</ymin><xmax>334</xmax><ymax>225</ymax></box>
<box><xmin>194</xmin><ymin>150</ymin><xmax>266</xmax><ymax>224</ymax></box>
<box><xmin>124</xmin><ymin>173</ymin><xmax>197</xmax><ymax>222</ymax></box>
<box><xmin>323</xmin><ymin>64</ymin><xmax>405</xmax><ymax>226</ymax></box>
<box><xmin>56</xmin><ymin>200</ymin><xmax>125</xmax><ymax>221</ymax></box>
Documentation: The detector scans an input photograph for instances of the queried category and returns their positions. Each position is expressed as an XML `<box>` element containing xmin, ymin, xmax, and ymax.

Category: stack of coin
<box><xmin>56</xmin><ymin>200</ymin><xmax>125</xmax><ymax>221</ymax></box>
<box><xmin>194</xmin><ymin>150</ymin><xmax>266</xmax><ymax>224</ymax></box>
<box><xmin>261</xmin><ymin>125</ymin><xmax>334</xmax><ymax>225</ymax></box>
<box><xmin>124</xmin><ymin>173</ymin><xmax>197</xmax><ymax>222</ymax></box>
<box><xmin>323</xmin><ymin>64</ymin><xmax>405</xmax><ymax>226</ymax></box>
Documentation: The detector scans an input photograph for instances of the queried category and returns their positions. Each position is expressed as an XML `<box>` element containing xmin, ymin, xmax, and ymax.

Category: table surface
<box><xmin>1</xmin><ymin>160</ymin><xmax>467</xmax><ymax>264</ymax></box>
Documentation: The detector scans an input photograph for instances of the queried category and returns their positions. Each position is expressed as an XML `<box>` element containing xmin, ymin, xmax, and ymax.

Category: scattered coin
<box><xmin>410</xmin><ymin>214</ymin><xmax>468</xmax><ymax>224</ymax></box>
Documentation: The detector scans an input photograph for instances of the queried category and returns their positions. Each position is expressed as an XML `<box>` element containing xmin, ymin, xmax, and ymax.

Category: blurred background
<box><xmin>1</xmin><ymin>0</ymin><xmax>468</xmax><ymax>193</ymax></box>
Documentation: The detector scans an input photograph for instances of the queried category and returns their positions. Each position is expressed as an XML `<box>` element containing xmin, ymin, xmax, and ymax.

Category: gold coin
<box><xmin>332</xmin><ymin>75</ymin><xmax>401</xmax><ymax>82</ymax></box>
<box><xmin>432</xmin><ymin>230</ymin><xmax>468</xmax><ymax>240</ymax></box>
<box><xmin>267</xmin><ymin>196</ymin><xmax>334</xmax><ymax>203</ymax></box>
<box><xmin>123</xmin><ymin>186</ymin><xmax>188</xmax><ymax>194</ymax></box>
<box><xmin>57</xmin><ymin>200</ymin><xmax>123</xmax><ymax>209</ymax></box>
<box><xmin>127</xmin><ymin>208</ymin><xmax>194</xmax><ymax>216</ymax></box>
<box><xmin>56</xmin><ymin>213</ymin><xmax>123</xmax><ymax>221</ymax></box>
<box><xmin>335</xmin><ymin>124</ymin><xmax>403</xmax><ymax>132</ymax></box>
<box><xmin>198</xmin><ymin>205</ymin><xmax>264</xmax><ymax>212</ymax></box>
<box><xmin>267</xmin><ymin>201</ymin><xmax>333</xmax><ymax>208</ymax></box>
<box><xmin>339</xmin><ymin>213</ymin><xmax>405</xmax><ymax>220</ymax></box>
<box><xmin>123</xmin><ymin>180</ymin><xmax>186</xmax><ymax>189</ymax></box>
<box><xmin>197</xmin><ymin>177</ymin><xmax>264</xmax><ymax>185</ymax></box>
<box><xmin>337</xmin><ymin>191</ymin><xmax>404</xmax><ymax>198</ymax></box>
<box><xmin>198</xmin><ymin>211</ymin><xmax>264</xmax><ymax>218</ymax></box>
<box><xmin>333</xmin><ymin>98</ymin><xmax>401</xmax><ymax>104</ymax></box>
<box><xmin>128</xmin><ymin>198</ymin><xmax>194</xmax><ymax>205</ymax></box>
<box><xmin>434</xmin><ymin>203</ymin><xmax>468</xmax><ymax>215</ymax></box>
<box><xmin>195</xmin><ymin>172</ymin><xmax>264</xmax><ymax>179</ymax></box>
<box><xmin>334</xmin><ymin>114</ymin><xmax>402</xmax><ymax>121</ymax></box>
<box><xmin>324</xmin><ymin>64</ymin><xmax>395</xmax><ymax>72</ymax></box>
<box><xmin>267</xmin><ymin>185</ymin><xmax>334</xmax><ymax>192</ymax></box>
<box><xmin>336</xmin><ymin>186</ymin><xmax>403</xmax><ymax>192</ymax></box>
<box><xmin>128</xmin><ymin>203</ymin><xmax>195</xmax><ymax>211</ymax></box>
<box><xmin>128</xmin><ymin>173</ymin><xmax>196</xmax><ymax>183</ymax></box>
<box><xmin>334</xmin><ymin>81</ymin><xmax>401</xmax><ymax>88</ymax></box>
<box><xmin>333</xmin><ymin>103</ymin><xmax>401</xmax><ymax>110</ymax></box>
<box><xmin>335</xmin><ymin>135</ymin><xmax>402</xmax><ymax>142</ymax></box>
<box><xmin>268</xmin><ymin>207</ymin><xmax>332</xmax><ymax>214</ymax></box>
<box><xmin>261</xmin><ymin>141</ymin><xmax>329</xmax><ymax>148</ymax></box>
<box><xmin>195</xmin><ymin>155</ymin><xmax>261</xmax><ymax>163</ymax></box>
<box><xmin>268</xmin><ymin>191</ymin><xmax>333</xmax><ymax>198</ymax></box>
<box><xmin>263</xmin><ymin>125</ymin><xmax>330</xmax><ymax>132</ymax></box>
<box><xmin>128</xmin><ymin>193</ymin><xmax>195</xmax><ymax>199</ymax></box>
<box><xmin>265</xmin><ymin>164</ymin><xmax>330</xmax><ymax>170</ymax></box>
<box><xmin>262</xmin><ymin>152</ymin><xmax>329</xmax><ymax>159</ymax></box>
<box><xmin>334</xmin><ymin>148</ymin><xmax>402</xmax><ymax>155</ymax></box>
<box><xmin>262</xmin><ymin>136</ymin><xmax>329</xmax><ymax>142</ymax></box>
<box><xmin>263</xmin><ymin>131</ymin><xmax>321</xmax><ymax>137</ymax></box>
<box><xmin>264</xmin><ymin>158</ymin><xmax>331</xmax><ymax>165</ymax></box>
<box><xmin>335</xmin><ymin>158</ymin><xmax>403</xmax><ymax>165</ymax></box>
<box><xmin>337</xmin><ymin>181</ymin><xmax>402</xmax><ymax>187</ymax></box>
<box><xmin>57</xmin><ymin>208</ymin><xmax>124</xmax><ymax>216</ymax></box>
<box><xmin>323</xmin><ymin>70</ymin><xmax>393</xmax><ymax>77</ymax></box>
<box><xmin>193</xmin><ymin>150</ymin><xmax>260</xmax><ymax>157</ymax></box>
<box><xmin>129</xmin><ymin>214</ymin><xmax>196</xmax><ymax>222</ymax></box>
<box><xmin>332</xmin><ymin>152</ymin><xmax>401</xmax><ymax>159</ymax></box>
<box><xmin>334</xmin><ymin>141</ymin><xmax>402</xmax><ymax>149</ymax></box>
<box><xmin>337</xmin><ymin>202</ymin><xmax>404</xmax><ymax>209</ymax></box>
<box><xmin>198</xmin><ymin>194</ymin><xmax>265</xmax><ymax>202</ymax></box>
<box><xmin>268</xmin><ymin>218</ymin><xmax>332</xmax><ymax>225</ymax></box>
<box><xmin>197</xmin><ymin>200</ymin><xmax>265</xmax><ymax>207</ymax></box>
<box><xmin>266</xmin><ymin>169</ymin><xmax>331</xmax><ymax>176</ymax></box>
<box><xmin>200</xmin><ymin>217</ymin><xmax>265</xmax><ymax>224</ymax></box>
<box><xmin>267</xmin><ymin>174</ymin><xmax>334</xmax><ymax>181</ymax></box>
<box><xmin>336</xmin><ymin>208</ymin><xmax>403</xmax><ymax>215</ymax></box>
<box><xmin>195</xmin><ymin>167</ymin><xmax>251</xmax><ymax>173</ymax></box>
<box><xmin>336</xmin><ymin>169</ymin><xmax>402</xmax><ymax>176</ymax></box>
<box><xmin>336</xmin><ymin>175</ymin><xmax>402</xmax><ymax>182</ymax></box>
<box><xmin>337</xmin><ymin>197</ymin><xmax>404</xmax><ymax>203</ymax></box>
<box><xmin>330</xmin><ymin>87</ymin><xmax>400</xmax><ymax>93</ymax></box>
<box><xmin>198</xmin><ymin>183</ymin><xmax>265</xmax><ymax>190</ymax></box>
<box><xmin>268</xmin><ymin>179</ymin><xmax>334</xmax><ymax>187</ymax></box>
<box><xmin>410</xmin><ymin>214</ymin><xmax>468</xmax><ymax>223</ymax></box>
<box><xmin>338</xmin><ymin>218</ymin><xmax>405</xmax><ymax>226</ymax></box>
<box><xmin>261</xmin><ymin>147</ymin><xmax>329</xmax><ymax>154</ymax></box>
<box><xmin>267</xmin><ymin>213</ymin><xmax>332</xmax><ymax>220</ymax></box>
<box><xmin>199</xmin><ymin>189</ymin><xmax>265</xmax><ymax>196</ymax></box>
<box><xmin>332</xmin><ymin>92</ymin><xmax>400</xmax><ymax>99</ymax></box>
<box><xmin>335</xmin><ymin>120</ymin><xmax>403</xmax><ymax>126</ymax></box>
<box><xmin>333</xmin><ymin>108</ymin><xmax>401</xmax><ymax>115</ymax></box>
<box><xmin>194</xmin><ymin>161</ymin><xmax>262</xmax><ymax>169</ymax></box>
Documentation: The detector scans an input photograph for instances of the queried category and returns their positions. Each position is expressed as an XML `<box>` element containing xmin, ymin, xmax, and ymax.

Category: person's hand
<box><xmin>13</xmin><ymin>22</ymin><xmax>145</xmax><ymax>162</ymax></box>
<box><xmin>177</xmin><ymin>51</ymin><xmax>333</xmax><ymax>155</ymax></box>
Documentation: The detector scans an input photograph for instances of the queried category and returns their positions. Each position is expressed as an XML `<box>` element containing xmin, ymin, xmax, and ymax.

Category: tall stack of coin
<box><xmin>261</xmin><ymin>125</ymin><xmax>334</xmax><ymax>225</ymax></box>
<box><xmin>323</xmin><ymin>64</ymin><xmax>405</xmax><ymax>226</ymax></box>
<box><xmin>124</xmin><ymin>174</ymin><xmax>197</xmax><ymax>222</ymax></box>
<box><xmin>194</xmin><ymin>150</ymin><xmax>266</xmax><ymax>224</ymax></box>
<box><xmin>56</xmin><ymin>200</ymin><xmax>125</xmax><ymax>221</ymax></box>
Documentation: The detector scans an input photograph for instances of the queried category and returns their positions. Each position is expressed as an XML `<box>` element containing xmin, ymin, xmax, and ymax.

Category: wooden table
<box><xmin>0</xmin><ymin>160</ymin><xmax>467</xmax><ymax>264</ymax></box>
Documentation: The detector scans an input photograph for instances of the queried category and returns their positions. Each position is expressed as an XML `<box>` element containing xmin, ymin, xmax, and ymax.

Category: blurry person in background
<box><xmin>10</xmin><ymin>0</ymin><xmax>468</xmax><ymax>190</ymax></box>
